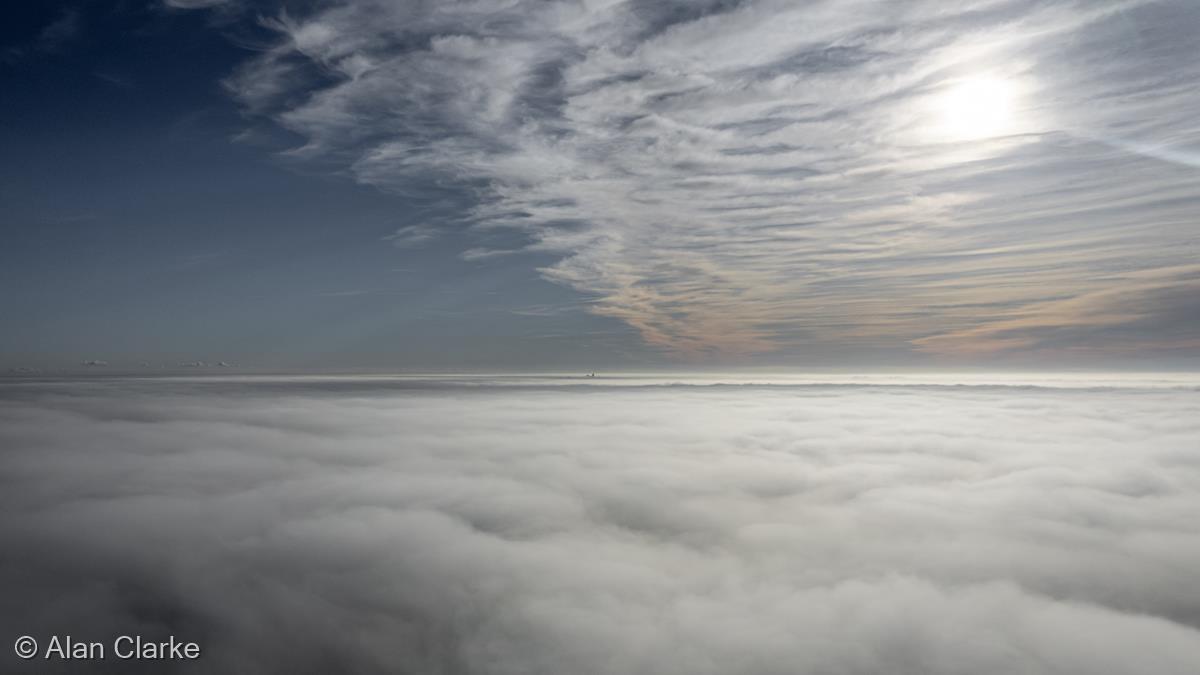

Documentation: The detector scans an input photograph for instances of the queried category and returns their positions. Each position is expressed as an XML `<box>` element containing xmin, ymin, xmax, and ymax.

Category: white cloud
<box><xmin>212</xmin><ymin>0</ymin><xmax>1200</xmax><ymax>359</ymax></box>
<box><xmin>460</xmin><ymin>246</ymin><xmax>521</xmax><ymax>261</ymax></box>
<box><xmin>385</xmin><ymin>224</ymin><xmax>437</xmax><ymax>248</ymax></box>
<box><xmin>2</xmin><ymin>377</ymin><xmax>1199</xmax><ymax>673</ymax></box>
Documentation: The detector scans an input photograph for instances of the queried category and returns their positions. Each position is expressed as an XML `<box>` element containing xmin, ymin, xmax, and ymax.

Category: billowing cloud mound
<box><xmin>210</xmin><ymin>0</ymin><xmax>1200</xmax><ymax>357</ymax></box>
<box><xmin>2</xmin><ymin>377</ymin><xmax>1200</xmax><ymax>673</ymax></box>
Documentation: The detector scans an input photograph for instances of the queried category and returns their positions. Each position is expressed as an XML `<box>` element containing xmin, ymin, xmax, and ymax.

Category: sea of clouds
<box><xmin>2</xmin><ymin>376</ymin><xmax>1199</xmax><ymax>674</ymax></box>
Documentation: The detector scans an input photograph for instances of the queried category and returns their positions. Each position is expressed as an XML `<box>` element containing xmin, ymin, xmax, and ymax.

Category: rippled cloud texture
<box><xmin>2</xmin><ymin>377</ymin><xmax>1199</xmax><ymax>674</ymax></box>
<box><xmin>195</xmin><ymin>0</ymin><xmax>1200</xmax><ymax>358</ymax></box>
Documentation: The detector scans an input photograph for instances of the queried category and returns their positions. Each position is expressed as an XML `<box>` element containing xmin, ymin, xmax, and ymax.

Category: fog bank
<box><xmin>2</xmin><ymin>377</ymin><xmax>1199</xmax><ymax>674</ymax></box>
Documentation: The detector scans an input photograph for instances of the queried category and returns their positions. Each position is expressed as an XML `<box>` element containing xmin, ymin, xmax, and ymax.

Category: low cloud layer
<box><xmin>2</xmin><ymin>377</ymin><xmax>1199</xmax><ymax>673</ymax></box>
<box><xmin>193</xmin><ymin>0</ymin><xmax>1200</xmax><ymax>358</ymax></box>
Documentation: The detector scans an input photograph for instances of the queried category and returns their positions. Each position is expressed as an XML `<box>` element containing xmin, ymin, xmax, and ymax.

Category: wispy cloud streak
<box><xmin>212</xmin><ymin>0</ymin><xmax>1200</xmax><ymax>358</ymax></box>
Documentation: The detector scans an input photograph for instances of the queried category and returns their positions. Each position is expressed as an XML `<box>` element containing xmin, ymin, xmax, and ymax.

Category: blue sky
<box><xmin>3</xmin><ymin>0</ymin><xmax>1199</xmax><ymax>372</ymax></box>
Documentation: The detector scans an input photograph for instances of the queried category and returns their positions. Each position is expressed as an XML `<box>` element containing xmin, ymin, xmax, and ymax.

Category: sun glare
<box><xmin>936</xmin><ymin>75</ymin><xmax>1020</xmax><ymax>141</ymax></box>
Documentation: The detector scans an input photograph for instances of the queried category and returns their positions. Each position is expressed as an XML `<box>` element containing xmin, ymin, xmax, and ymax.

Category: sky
<box><xmin>2</xmin><ymin>0</ymin><xmax>1199</xmax><ymax>372</ymax></box>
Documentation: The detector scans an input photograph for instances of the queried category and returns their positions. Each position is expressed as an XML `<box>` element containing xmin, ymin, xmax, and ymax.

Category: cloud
<box><xmin>315</xmin><ymin>289</ymin><xmax>374</xmax><ymax>298</ymax></box>
<box><xmin>3</xmin><ymin>8</ymin><xmax>82</xmax><ymax>64</ymax></box>
<box><xmin>163</xmin><ymin>0</ymin><xmax>235</xmax><ymax>8</ymax></box>
<box><xmin>460</xmin><ymin>247</ymin><xmax>522</xmax><ymax>262</ymax></box>
<box><xmin>2</xmin><ymin>377</ymin><xmax>1200</xmax><ymax>674</ymax></box>
<box><xmin>36</xmin><ymin>8</ymin><xmax>82</xmax><ymax>53</ymax></box>
<box><xmin>912</xmin><ymin>264</ymin><xmax>1200</xmax><ymax>356</ymax></box>
<box><xmin>94</xmin><ymin>70</ymin><xmax>135</xmax><ymax>89</ymax></box>
<box><xmin>507</xmin><ymin>302</ymin><xmax>585</xmax><ymax>317</ymax></box>
<box><xmin>210</xmin><ymin>1</ymin><xmax>1200</xmax><ymax>360</ymax></box>
<box><xmin>384</xmin><ymin>224</ymin><xmax>437</xmax><ymax>248</ymax></box>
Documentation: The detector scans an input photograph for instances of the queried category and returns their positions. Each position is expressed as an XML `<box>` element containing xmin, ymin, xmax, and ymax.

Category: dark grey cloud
<box><xmin>2</xmin><ymin>377</ymin><xmax>1199</xmax><ymax>673</ymax></box>
<box><xmin>163</xmin><ymin>0</ymin><xmax>235</xmax><ymax>8</ymax></box>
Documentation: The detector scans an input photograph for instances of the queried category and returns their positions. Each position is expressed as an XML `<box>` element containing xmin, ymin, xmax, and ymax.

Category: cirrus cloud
<box><xmin>207</xmin><ymin>0</ymin><xmax>1200</xmax><ymax>359</ymax></box>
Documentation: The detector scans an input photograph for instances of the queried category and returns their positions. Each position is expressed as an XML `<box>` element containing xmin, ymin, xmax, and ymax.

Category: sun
<box><xmin>935</xmin><ymin>75</ymin><xmax>1020</xmax><ymax>141</ymax></box>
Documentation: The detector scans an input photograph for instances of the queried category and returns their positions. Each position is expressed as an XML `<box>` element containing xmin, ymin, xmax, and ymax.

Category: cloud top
<box><xmin>2</xmin><ymin>377</ymin><xmax>1199</xmax><ymax>673</ymax></box>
